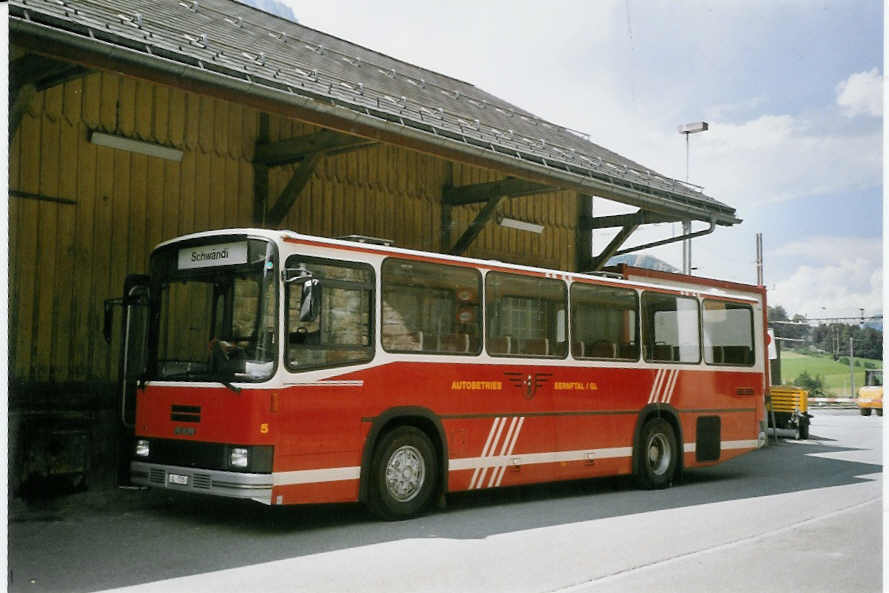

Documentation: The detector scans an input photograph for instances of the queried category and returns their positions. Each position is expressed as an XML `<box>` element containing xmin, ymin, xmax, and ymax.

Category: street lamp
<box><xmin>678</xmin><ymin>121</ymin><xmax>709</xmax><ymax>274</ymax></box>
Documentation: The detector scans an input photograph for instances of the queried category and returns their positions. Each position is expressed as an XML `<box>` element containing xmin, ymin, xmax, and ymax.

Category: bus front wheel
<box><xmin>368</xmin><ymin>426</ymin><xmax>438</xmax><ymax>520</ymax></box>
<box><xmin>635</xmin><ymin>418</ymin><xmax>678</xmax><ymax>489</ymax></box>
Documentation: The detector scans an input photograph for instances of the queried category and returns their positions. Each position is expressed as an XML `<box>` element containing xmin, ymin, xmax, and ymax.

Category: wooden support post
<box><xmin>449</xmin><ymin>195</ymin><xmax>504</xmax><ymax>256</ymax></box>
<box><xmin>10</xmin><ymin>83</ymin><xmax>36</xmax><ymax>140</ymax></box>
<box><xmin>253</xmin><ymin>113</ymin><xmax>270</xmax><ymax>226</ymax></box>
<box><xmin>440</xmin><ymin>163</ymin><xmax>454</xmax><ymax>252</ymax></box>
<box><xmin>589</xmin><ymin>223</ymin><xmax>639</xmax><ymax>271</ymax></box>
<box><xmin>575</xmin><ymin>193</ymin><xmax>593</xmax><ymax>272</ymax></box>
<box><xmin>265</xmin><ymin>151</ymin><xmax>324</xmax><ymax>226</ymax></box>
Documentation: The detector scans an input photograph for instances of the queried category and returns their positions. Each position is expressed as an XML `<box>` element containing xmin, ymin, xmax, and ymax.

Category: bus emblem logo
<box><xmin>504</xmin><ymin>372</ymin><xmax>552</xmax><ymax>400</ymax></box>
<box><xmin>174</xmin><ymin>426</ymin><xmax>196</xmax><ymax>436</ymax></box>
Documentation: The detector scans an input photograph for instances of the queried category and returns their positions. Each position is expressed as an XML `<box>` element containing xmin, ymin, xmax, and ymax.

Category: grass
<box><xmin>778</xmin><ymin>350</ymin><xmax>882</xmax><ymax>397</ymax></box>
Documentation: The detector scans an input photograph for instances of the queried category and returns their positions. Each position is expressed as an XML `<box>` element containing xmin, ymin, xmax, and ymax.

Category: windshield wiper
<box><xmin>158</xmin><ymin>372</ymin><xmax>242</xmax><ymax>393</ymax></box>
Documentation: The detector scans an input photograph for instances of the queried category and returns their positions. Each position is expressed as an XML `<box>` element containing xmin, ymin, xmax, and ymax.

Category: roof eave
<box><xmin>10</xmin><ymin>17</ymin><xmax>740</xmax><ymax>227</ymax></box>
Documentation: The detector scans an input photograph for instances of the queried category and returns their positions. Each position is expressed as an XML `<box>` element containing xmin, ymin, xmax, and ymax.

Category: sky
<box><xmin>282</xmin><ymin>0</ymin><xmax>883</xmax><ymax>322</ymax></box>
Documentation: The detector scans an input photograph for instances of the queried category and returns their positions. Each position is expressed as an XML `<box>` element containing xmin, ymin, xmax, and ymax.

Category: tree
<box><xmin>793</xmin><ymin>370</ymin><xmax>825</xmax><ymax>395</ymax></box>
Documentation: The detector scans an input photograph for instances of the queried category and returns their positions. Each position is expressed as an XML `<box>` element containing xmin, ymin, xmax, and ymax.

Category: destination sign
<box><xmin>178</xmin><ymin>241</ymin><xmax>248</xmax><ymax>269</ymax></box>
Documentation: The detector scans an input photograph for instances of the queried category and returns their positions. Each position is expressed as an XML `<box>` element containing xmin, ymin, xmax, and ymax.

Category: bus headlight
<box><xmin>135</xmin><ymin>439</ymin><xmax>150</xmax><ymax>457</ymax></box>
<box><xmin>230</xmin><ymin>447</ymin><xmax>249</xmax><ymax>468</ymax></box>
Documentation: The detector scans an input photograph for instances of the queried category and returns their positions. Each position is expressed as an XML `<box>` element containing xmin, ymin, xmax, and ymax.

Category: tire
<box><xmin>798</xmin><ymin>418</ymin><xmax>809</xmax><ymax>440</ymax></box>
<box><xmin>368</xmin><ymin>426</ymin><xmax>438</xmax><ymax>520</ymax></box>
<box><xmin>877</xmin><ymin>409</ymin><xmax>883</xmax><ymax>417</ymax></box>
<box><xmin>634</xmin><ymin>418</ymin><xmax>678</xmax><ymax>489</ymax></box>
<box><xmin>861</xmin><ymin>408</ymin><xmax>872</xmax><ymax>416</ymax></box>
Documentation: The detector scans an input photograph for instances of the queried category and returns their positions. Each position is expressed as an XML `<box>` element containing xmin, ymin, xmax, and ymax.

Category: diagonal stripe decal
<box><xmin>474</xmin><ymin>416</ymin><xmax>508</xmax><ymax>488</ymax></box>
<box><xmin>487</xmin><ymin>417</ymin><xmax>519</xmax><ymax>488</ymax></box>
<box><xmin>469</xmin><ymin>417</ymin><xmax>503</xmax><ymax>490</ymax></box>
<box><xmin>662</xmin><ymin>369</ymin><xmax>679</xmax><ymax>404</ymax></box>
<box><xmin>648</xmin><ymin>369</ymin><xmax>665</xmax><ymax>404</ymax></box>
<box><xmin>493</xmin><ymin>416</ymin><xmax>525</xmax><ymax>487</ymax></box>
<box><xmin>464</xmin><ymin>416</ymin><xmax>528</xmax><ymax>490</ymax></box>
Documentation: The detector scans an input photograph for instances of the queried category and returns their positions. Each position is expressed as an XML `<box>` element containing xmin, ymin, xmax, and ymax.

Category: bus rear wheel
<box><xmin>635</xmin><ymin>418</ymin><xmax>678</xmax><ymax>490</ymax></box>
<box><xmin>368</xmin><ymin>426</ymin><xmax>438</xmax><ymax>520</ymax></box>
<box><xmin>861</xmin><ymin>408</ymin><xmax>872</xmax><ymax>416</ymax></box>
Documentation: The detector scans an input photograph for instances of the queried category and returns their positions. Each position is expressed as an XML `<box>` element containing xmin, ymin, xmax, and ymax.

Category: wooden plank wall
<box><xmin>9</xmin><ymin>69</ymin><xmax>579</xmax><ymax>391</ymax></box>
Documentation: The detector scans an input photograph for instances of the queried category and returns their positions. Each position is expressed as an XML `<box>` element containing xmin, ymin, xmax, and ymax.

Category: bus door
<box><xmin>104</xmin><ymin>274</ymin><xmax>150</xmax><ymax>485</ymax></box>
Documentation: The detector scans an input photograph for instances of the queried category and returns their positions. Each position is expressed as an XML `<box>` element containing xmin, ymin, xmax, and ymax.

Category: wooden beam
<box><xmin>440</xmin><ymin>162</ymin><xmax>454</xmax><ymax>252</ymax></box>
<box><xmin>266</xmin><ymin>151</ymin><xmax>325</xmax><ymax>226</ymax></box>
<box><xmin>443</xmin><ymin>177</ymin><xmax>555</xmax><ymax>206</ymax></box>
<box><xmin>254</xmin><ymin>129</ymin><xmax>374</xmax><ymax>166</ymax></box>
<box><xmin>575</xmin><ymin>194</ymin><xmax>593</xmax><ymax>272</ymax></box>
<box><xmin>10</xmin><ymin>82</ymin><xmax>35</xmax><ymax>139</ymax></box>
<box><xmin>580</xmin><ymin>210</ymin><xmax>680</xmax><ymax>230</ymax></box>
<box><xmin>589</xmin><ymin>223</ymin><xmax>639</xmax><ymax>271</ymax></box>
<box><xmin>253</xmin><ymin>113</ymin><xmax>270</xmax><ymax>225</ymax></box>
<box><xmin>10</xmin><ymin>54</ymin><xmax>89</xmax><ymax>92</ymax></box>
<box><xmin>448</xmin><ymin>195</ymin><xmax>505</xmax><ymax>256</ymax></box>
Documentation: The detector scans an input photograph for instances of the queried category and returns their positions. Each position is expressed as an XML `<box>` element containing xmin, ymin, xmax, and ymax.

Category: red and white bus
<box><xmin>119</xmin><ymin>228</ymin><xmax>768</xmax><ymax>519</ymax></box>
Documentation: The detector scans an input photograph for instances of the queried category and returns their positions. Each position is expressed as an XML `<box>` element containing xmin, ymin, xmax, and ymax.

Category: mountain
<box><xmin>237</xmin><ymin>0</ymin><xmax>297</xmax><ymax>22</ymax></box>
<box><xmin>606</xmin><ymin>254</ymin><xmax>679</xmax><ymax>274</ymax></box>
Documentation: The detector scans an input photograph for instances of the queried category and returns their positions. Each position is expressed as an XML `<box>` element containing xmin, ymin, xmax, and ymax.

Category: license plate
<box><xmin>168</xmin><ymin>473</ymin><xmax>189</xmax><ymax>486</ymax></box>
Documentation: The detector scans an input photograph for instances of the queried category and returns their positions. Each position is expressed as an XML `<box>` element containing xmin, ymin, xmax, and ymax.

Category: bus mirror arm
<box><xmin>283</xmin><ymin>264</ymin><xmax>313</xmax><ymax>284</ymax></box>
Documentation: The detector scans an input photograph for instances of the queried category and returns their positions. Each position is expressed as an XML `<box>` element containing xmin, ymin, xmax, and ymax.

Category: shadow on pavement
<box><xmin>9</xmin><ymin>427</ymin><xmax>882</xmax><ymax>593</ymax></box>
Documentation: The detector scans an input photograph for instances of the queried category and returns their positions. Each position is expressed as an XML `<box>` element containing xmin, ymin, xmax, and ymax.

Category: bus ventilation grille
<box><xmin>171</xmin><ymin>405</ymin><xmax>201</xmax><ymax>423</ymax></box>
<box><xmin>192</xmin><ymin>473</ymin><xmax>212</xmax><ymax>489</ymax></box>
<box><xmin>149</xmin><ymin>468</ymin><xmax>166</xmax><ymax>484</ymax></box>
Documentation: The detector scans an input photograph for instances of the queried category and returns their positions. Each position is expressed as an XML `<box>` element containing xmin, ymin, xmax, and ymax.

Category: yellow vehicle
<box><xmin>857</xmin><ymin>369</ymin><xmax>883</xmax><ymax>417</ymax></box>
<box><xmin>767</xmin><ymin>386</ymin><xmax>811</xmax><ymax>439</ymax></box>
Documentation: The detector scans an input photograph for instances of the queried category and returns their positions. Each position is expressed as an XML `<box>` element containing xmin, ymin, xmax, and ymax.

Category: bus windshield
<box><xmin>149</xmin><ymin>237</ymin><xmax>278</xmax><ymax>383</ymax></box>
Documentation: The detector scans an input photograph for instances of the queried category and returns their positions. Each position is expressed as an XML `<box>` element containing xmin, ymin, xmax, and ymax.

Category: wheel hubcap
<box><xmin>384</xmin><ymin>445</ymin><xmax>425</xmax><ymax>502</ymax></box>
<box><xmin>647</xmin><ymin>433</ymin><xmax>671</xmax><ymax>476</ymax></box>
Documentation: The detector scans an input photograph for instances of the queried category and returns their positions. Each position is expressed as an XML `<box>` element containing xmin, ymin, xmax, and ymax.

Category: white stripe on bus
<box><xmin>267</xmin><ymin>440</ymin><xmax>757</xmax><ymax>487</ymax></box>
<box><xmin>272</xmin><ymin>466</ymin><xmax>360</xmax><ymax>486</ymax></box>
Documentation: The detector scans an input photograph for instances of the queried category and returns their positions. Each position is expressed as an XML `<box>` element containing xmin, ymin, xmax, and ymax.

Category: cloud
<box><xmin>767</xmin><ymin>236</ymin><xmax>883</xmax><ymax>318</ymax></box>
<box><xmin>689</xmin><ymin>113</ymin><xmax>881</xmax><ymax>208</ymax></box>
<box><xmin>771</xmin><ymin>236</ymin><xmax>882</xmax><ymax>263</ymax></box>
<box><xmin>836</xmin><ymin>68</ymin><xmax>883</xmax><ymax>118</ymax></box>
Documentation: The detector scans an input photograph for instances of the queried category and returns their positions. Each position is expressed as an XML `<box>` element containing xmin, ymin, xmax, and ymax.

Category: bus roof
<box><xmin>156</xmin><ymin>228</ymin><xmax>762</xmax><ymax>303</ymax></box>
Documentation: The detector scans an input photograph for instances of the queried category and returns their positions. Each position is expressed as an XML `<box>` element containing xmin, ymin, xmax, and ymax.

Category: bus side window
<box><xmin>485</xmin><ymin>272</ymin><xmax>567</xmax><ymax>358</ymax></box>
<box><xmin>570</xmin><ymin>283</ymin><xmax>639</xmax><ymax>361</ymax></box>
<box><xmin>642</xmin><ymin>292</ymin><xmax>700</xmax><ymax>363</ymax></box>
<box><xmin>381</xmin><ymin>258</ymin><xmax>482</xmax><ymax>355</ymax></box>
<box><xmin>702</xmin><ymin>300</ymin><xmax>754</xmax><ymax>366</ymax></box>
<box><xmin>284</xmin><ymin>258</ymin><xmax>374</xmax><ymax>370</ymax></box>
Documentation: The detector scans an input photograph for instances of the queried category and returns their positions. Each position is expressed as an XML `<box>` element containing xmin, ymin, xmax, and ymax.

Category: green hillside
<box><xmin>778</xmin><ymin>350</ymin><xmax>882</xmax><ymax>396</ymax></box>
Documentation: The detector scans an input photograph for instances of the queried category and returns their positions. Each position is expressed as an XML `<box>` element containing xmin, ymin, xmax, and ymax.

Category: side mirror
<box><xmin>299</xmin><ymin>279</ymin><xmax>321</xmax><ymax>322</ymax></box>
<box><xmin>284</xmin><ymin>265</ymin><xmax>321</xmax><ymax>322</ymax></box>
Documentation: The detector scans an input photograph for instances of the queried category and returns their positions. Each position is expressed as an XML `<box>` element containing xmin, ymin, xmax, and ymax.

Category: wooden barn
<box><xmin>8</xmin><ymin>0</ymin><xmax>740</xmax><ymax>495</ymax></box>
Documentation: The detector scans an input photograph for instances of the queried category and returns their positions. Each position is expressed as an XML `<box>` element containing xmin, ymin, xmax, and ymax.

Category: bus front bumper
<box><xmin>131</xmin><ymin>461</ymin><xmax>273</xmax><ymax>505</ymax></box>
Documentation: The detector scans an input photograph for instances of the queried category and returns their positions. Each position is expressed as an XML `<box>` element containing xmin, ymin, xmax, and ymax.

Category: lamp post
<box><xmin>677</xmin><ymin>121</ymin><xmax>709</xmax><ymax>274</ymax></box>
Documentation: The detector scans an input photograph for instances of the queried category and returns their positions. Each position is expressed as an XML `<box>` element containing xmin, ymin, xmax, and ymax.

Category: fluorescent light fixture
<box><xmin>677</xmin><ymin>122</ymin><xmax>709</xmax><ymax>135</ymax></box>
<box><xmin>497</xmin><ymin>215</ymin><xmax>544</xmax><ymax>234</ymax></box>
<box><xmin>90</xmin><ymin>131</ymin><xmax>183</xmax><ymax>161</ymax></box>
